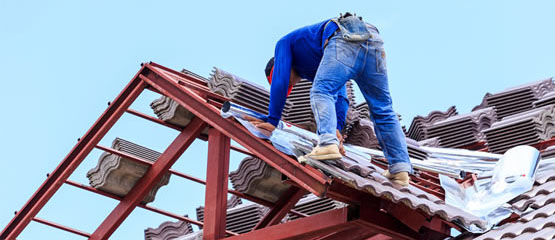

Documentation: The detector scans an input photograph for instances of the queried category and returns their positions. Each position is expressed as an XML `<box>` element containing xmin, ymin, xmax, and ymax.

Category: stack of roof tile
<box><xmin>281</xmin><ymin>80</ymin><xmax>356</xmax><ymax>131</ymax></box>
<box><xmin>484</xmin><ymin>78</ymin><xmax>554</xmax><ymax>119</ymax></box>
<box><xmin>345</xmin><ymin>80</ymin><xmax>356</xmax><ymax>107</ymax></box>
<box><xmin>228</xmin><ymin>156</ymin><xmax>291</xmax><ymax>203</ymax></box>
<box><xmin>425</xmin><ymin>107</ymin><xmax>497</xmax><ymax>148</ymax></box>
<box><xmin>281</xmin><ymin>79</ymin><xmax>315</xmax><ymax>130</ymax></box>
<box><xmin>406</xmin><ymin>106</ymin><xmax>458</xmax><ymax>141</ymax></box>
<box><xmin>195</xmin><ymin>196</ymin><xmax>242</xmax><ymax>228</ymax></box>
<box><xmin>533</xmin><ymin>90</ymin><xmax>555</xmax><ymax>108</ymax></box>
<box><xmin>144</xmin><ymin>217</ymin><xmax>193</xmax><ymax>240</ymax></box>
<box><xmin>196</xmin><ymin>203</ymin><xmax>268</xmax><ymax>234</ymax></box>
<box><xmin>86</xmin><ymin>138</ymin><xmax>170</xmax><ymax>204</ymax></box>
<box><xmin>207</xmin><ymin>67</ymin><xmax>292</xmax><ymax>116</ymax></box>
<box><xmin>151</xmin><ymin>96</ymin><xmax>196</xmax><ymax>128</ymax></box>
<box><xmin>344</xmin><ymin>118</ymin><xmax>379</xmax><ymax>149</ymax></box>
<box><xmin>483</xmin><ymin>105</ymin><xmax>555</xmax><ymax>153</ymax></box>
<box><xmin>354</xmin><ymin>102</ymin><xmax>370</xmax><ymax>120</ymax></box>
<box><xmin>286</xmin><ymin>195</ymin><xmax>346</xmax><ymax>221</ymax></box>
<box><xmin>406</xmin><ymin>138</ymin><xmax>430</xmax><ymax>160</ymax></box>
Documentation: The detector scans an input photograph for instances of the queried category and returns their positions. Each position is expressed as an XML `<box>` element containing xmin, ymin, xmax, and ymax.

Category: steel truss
<box><xmin>1</xmin><ymin>62</ymin><xmax>452</xmax><ymax>240</ymax></box>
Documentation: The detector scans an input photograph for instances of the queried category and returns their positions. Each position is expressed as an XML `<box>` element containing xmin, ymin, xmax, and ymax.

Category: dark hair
<box><xmin>265</xmin><ymin>57</ymin><xmax>274</xmax><ymax>78</ymax></box>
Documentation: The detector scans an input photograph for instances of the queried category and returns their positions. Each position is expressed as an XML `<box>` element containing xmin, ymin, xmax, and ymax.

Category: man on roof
<box><xmin>250</xmin><ymin>13</ymin><xmax>412</xmax><ymax>186</ymax></box>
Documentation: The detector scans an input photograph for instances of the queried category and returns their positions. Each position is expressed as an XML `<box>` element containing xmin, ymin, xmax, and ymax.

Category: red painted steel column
<box><xmin>203</xmin><ymin>128</ymin><xmax>231</xmax><ymax>240</ymax></box>
<box><xmin>89</xmin><ymin>117</ymin><xmax>207</xmax><ymax>240</ymax></box>
<box><xmin>0</xmin><ymin>72</ymin><xmax>147</xmax><ymax>240</ymax></box>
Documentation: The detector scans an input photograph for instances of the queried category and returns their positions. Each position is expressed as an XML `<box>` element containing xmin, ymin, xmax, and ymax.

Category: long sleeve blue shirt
<box><xmin>267</xmin><ymin>19</ymin><xmax>349</xmax><ymax>130</ymax></box>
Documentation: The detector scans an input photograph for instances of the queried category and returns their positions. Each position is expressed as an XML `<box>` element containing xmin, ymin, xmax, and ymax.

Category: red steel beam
<box><xmin>357</xmin><ymin>198</ymin><xmax>419</xmax><ymax>240</ymax></box>
<box><xmin>32</xmin><ymin>217</ymin><xmax>91</xmax><ymax>238</ymax></box>
<box><xmin>203</xmin><ymin>128</ymin><xmax>231</xmax><ymax>240</ymax></box>
<box><xmin>253</xmin><ymin>186</ymin><xmax>306</xmax><ymax>230</ymax></box>
<box><xmin>222</xmin><ymin>208</ymin><xmax>353</xmax><ymax>240</ymax></box>
<box><xmin>125</xmin><ymin>108</ymin><xmax>183</xmax><ymax>131</ymax></box>
<box><xmin>63</xmin><ymin>180</ymin><xmax>239</xmax><ymax>236</ymax></box>
<box><xmin>89</xmin><ymin>117</ymin><xmax>207</xmax><ymax>240</ymax></box>
<box><xmin>0</xmin><ymin>70</ymin><xmax>147</xmax><ymax>240</ymax></box>
<box><xmin>317</xmin><ymin>226</ymin><xmax>377</xmax><ymax>240</ymax></box>
<box><xmin>141</xmin><ymin>65</ymin><xmax>330</xmax><ymax>196</ymax></box>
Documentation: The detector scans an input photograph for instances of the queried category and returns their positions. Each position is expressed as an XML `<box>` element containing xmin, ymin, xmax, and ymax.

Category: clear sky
<box><xmin>1</xmin><ymin>1</ymin><xmax>554</xmax><ymax>239</ymax></box>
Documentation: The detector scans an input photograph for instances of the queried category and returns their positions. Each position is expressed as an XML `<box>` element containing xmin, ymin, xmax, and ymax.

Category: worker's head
<box><xmin>265</xmin><ymin>57</ymin><xmax>274</xmax><ymax>84</ymax></box>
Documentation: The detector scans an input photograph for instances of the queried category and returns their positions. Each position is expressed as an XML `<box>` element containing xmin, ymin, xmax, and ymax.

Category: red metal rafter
<box><xmin>89</xmin><ymin>117</ymin><xmax>207</xmax><ymax>240</ymax></box>
<box><xmin>32</xmin><ymin>217</ymin><xmax>90</xmax><ymax>238</ymax></box>
<box><xmin>63</xmin><ymin>179</ymin><xmax>240</xmax><ymax>236</ymax></box>
<box><xmin>253</xmin><ymin>186</ymin><xmax>306</xmax><ymax>230</ymax></box>
<box><xmin>140</xmin><ymin>65</ymin><xmax>330</xmax><ymax>195</ymax></box>
<box><xmin>203</xmin><ymin>128</ymin><xmax>231</xmax><ymax>239</ymax></box>
<box><xmin>1</xmin><ymin>70</ymin><xmax>147</xmax><ymax>240</ymax></box>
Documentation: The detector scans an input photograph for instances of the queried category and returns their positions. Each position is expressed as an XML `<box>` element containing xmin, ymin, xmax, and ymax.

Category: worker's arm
<box><xmin>253</xmin><ymin>69</ymin><xmax>300</xmax><ymax>132</ymax></box>
<box><xmin>335</xmin><ymin>86</ymin><xmax>349</xmax><ymax>155</ymax></box>
<box><xmin>261</xmin><ymin>36</ymin><xmax>294</xmax><ymax>127</ymax></box>
<box><xmin>335</xmin><ymin>85</ymin><xmax>349</xmax><ymax>132</ymax></box>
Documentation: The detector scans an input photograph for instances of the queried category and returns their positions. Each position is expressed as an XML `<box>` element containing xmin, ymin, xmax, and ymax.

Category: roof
<box><xmin>3</xmin><ymin>62</ymin><xmax>553</xmax><ymax>240</ymax></box>
<box><xmin>139</xmin><ymin>66</ymin><xmax>555</xmax><ymax>239</ymax></box>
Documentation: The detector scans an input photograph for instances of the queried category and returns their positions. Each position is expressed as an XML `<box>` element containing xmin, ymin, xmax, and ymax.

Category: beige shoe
<box><xmin>298</xmin><ymin>144</ymin><xmax>342</xmax><ymax>163</ymax></box>
<box><xmin>382</xmin><ymin>170</ymin><xmax>410</xmax><ymax>186</ymax></box>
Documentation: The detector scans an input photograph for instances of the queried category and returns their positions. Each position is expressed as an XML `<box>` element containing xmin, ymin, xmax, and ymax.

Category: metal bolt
<box><xmin>77</xmin><ymin>138</ymin><xmax>81</xmax><ymax>141</ymax></box>
<box><xmin>46</xmin><ymin>173</ymin><xmax>50</xmax><ymax>177</ymax></box>
<box><xmin>14</xmin><ymin>211</ymin><xmax>17</xmax><ymax>215</ymax></box>
<box><xmin>107</xmin><ymin>101</ymin><xmax>111</xmax><ymax>106</ymax></box>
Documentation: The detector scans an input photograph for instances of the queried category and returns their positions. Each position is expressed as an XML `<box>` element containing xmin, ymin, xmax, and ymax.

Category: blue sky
<box><xmin>1</xmin><ymin>1</ymin><xmax>554</xmax><ymax>239</ymax></box>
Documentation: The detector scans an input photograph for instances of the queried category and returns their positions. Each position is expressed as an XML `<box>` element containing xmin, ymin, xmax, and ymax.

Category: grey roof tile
<box><xmin>407</xmin><ymin>106</ymin><xmax>458</xmax><ymax>141</ymax></box>
<box><xmin>86</xmin><ymin>138</ymin><xmax>170</xmax><ymax>204</ymax></box>
<box><xmin>473</xmin><ymin>214</ymin><xmax>555</xmax><ymax>240</ymax></box>
<box><xmin>228</xmin><ymin>156</ymin><xmax>291</xmax><ymax>203</ymax></box>
<box><xmin>144</xmin><ymin>218</ymin><xmax>194</xmax><ymax>240</ymax></box>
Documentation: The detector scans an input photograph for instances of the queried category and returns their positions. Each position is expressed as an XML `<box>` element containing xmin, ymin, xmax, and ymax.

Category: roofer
<box><xmin>250</xmin><ymin>13</ymin><xmax>412</xmax><ymax>186</ymax></box>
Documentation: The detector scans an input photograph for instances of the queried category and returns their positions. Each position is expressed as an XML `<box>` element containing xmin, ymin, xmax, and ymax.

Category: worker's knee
<box><xmin>370</xmin><ymin>105</ymin><xmax>397</xmax><ymax>123</ymax></box>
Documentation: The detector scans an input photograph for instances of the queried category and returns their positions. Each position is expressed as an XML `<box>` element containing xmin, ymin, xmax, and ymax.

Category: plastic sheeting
<box><xmin>440</xmin><ymin>145</ymin><xmax>540</xmax><ymax>233</ymax></box>
<box><xmin>221</xmin><ymin>101</ymin><xmax>541</xmax><ymax>233</ymax></box>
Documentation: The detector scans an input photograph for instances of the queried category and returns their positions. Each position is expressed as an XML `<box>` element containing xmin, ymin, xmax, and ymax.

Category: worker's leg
<box><xmin>355</xmin><ymin>42</ymin><xmax>412</xmax><ymax>174</ymax></box>
<box><xmin>311</xmin><ymin>35</ymin><xmax>360</xmax><ymax>147</ymax></box>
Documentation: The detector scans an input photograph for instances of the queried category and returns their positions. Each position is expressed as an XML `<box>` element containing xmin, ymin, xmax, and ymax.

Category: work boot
<box><xmin>382</xmin><ymin>170</ymin><xmax>410</xmax><ymax>186</ymax></box>
<box><xmin>298</xmin><ymin>144</ymin><xmax>342</xmax><ymax>163</ymax></box>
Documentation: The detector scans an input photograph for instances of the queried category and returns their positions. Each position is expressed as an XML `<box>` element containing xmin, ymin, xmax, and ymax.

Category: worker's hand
<box><xmin>336</xmin><ymin>129</ymin><xmax>346</xmax><ymax>156</ymax></box>
<box><xmin>244</xmin><ymin>115</ymin><xmax>276</xmax><ymax>133</ymax></box>
<box><xmin>254</xmin><ymin>122</ymin><xmax>276</xmax><ymax>132</ymax></box>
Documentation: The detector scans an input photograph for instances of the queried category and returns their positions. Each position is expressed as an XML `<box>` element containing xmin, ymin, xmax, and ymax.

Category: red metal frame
<box><xmin>223</xmin><ymin>207</ymin><xmax>353</xmax><ymax>240</ymax></box>
<box><xmin>203</xmin><ymin>128</ymin><xmax>231</xmax><ymax>239</ymax></box>
<box><xmin>32</xmin><ymin>217</ymin><xmax>91</xmax><ymax>238</ymax></box>
<box><xmin>1</xmin><ymin>62</ymin><xmax>456</xmax><ymax>240</ymax></box>
<box><xmin>89</xmin><ymin>117</ymin><xmax>207</xmax><ymax>239</ymax></box>
<box><xmin>253</xmin><ymin>186</ymin><xmax>305</xmax><ymax>230</ymax></box>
